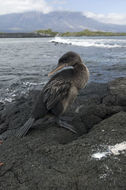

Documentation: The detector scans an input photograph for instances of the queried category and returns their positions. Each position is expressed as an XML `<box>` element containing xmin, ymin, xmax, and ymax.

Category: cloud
<box><xmin>0</xmin><ymin>0</ymin><xmax>53</xmax><ymax>15</ymax></box>
<box><xmin>84</xmin><ymin>12</ymin><xmax>126</xmax><ymax>25</ymax></box>
<box><xmin>51</xmin><ymin>0</ymin><xmax>67</xmax><ymax>5</ymax></box>
<box><xmin>50</xmin><ymin>0</ymin><xmax>67</xmax><ymax>11</ymax></box>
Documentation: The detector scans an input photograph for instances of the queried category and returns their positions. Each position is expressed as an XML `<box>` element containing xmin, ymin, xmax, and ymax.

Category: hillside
<box><xmin>0</xmin><ymin>11</ymin><xmax>126</xmax><ymax>33</ymax></box>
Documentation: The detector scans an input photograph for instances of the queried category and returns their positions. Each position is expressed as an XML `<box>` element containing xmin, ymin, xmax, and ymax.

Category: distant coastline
<box><xmin>0</xmin><ymin>32</ymin><xmax>54</xmax><ymax>38</ymax></box>
<box><xmin>61</xmin><ymin>29</ymin><xmax>126</xmax><ymax>37</ymax></box>
<box><xmin>0</xmin><ymin>29</ymin><xmax>126</xmax><ymax>38</ymax></box>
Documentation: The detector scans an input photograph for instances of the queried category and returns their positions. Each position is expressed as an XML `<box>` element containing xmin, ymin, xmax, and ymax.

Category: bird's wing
<box><xmin>43</xmin><ymin>79</ymin><xmax>71</xmax><ymax>110</ymax></box>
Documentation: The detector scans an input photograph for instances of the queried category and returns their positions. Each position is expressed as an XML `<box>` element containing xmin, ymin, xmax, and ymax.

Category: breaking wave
<box><xmin>50</xmin><ymin>37</ymin><xmax>126</xmax><ymax>48</ymax></box>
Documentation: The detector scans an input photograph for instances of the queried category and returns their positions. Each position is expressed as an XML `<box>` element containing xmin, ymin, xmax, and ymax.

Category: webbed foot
<box><xmin>57</xmin><ymin>118</ymin><xmax>77</xmax><ymax>134</ymax></box>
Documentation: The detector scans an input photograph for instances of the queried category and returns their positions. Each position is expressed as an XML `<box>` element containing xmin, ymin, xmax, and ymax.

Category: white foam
<box><xmin>92</xmin><ymin>141</ymin><xmax>126</xmax><ymax>160</ymax></box>
<box><xmin>92</xmin><ymin>152</ymin><xmax>109</xmax><ymax>160</ymax></box>
<box><xmin>22</xmin><ymin>81</ymin><xmax>46</xmax><ymax>86</ymax></box>
<box><xmin>0</xmin><ymin>97</ymin><xmax>13</xmax><ymax>103</ymax></box>
<box><xmin>108</xmin><ymin>141</ymin><xmax>126</xmax><ymax>155</ymax></box>
<box><xmin>50</xmin><ymin>37</ymin><xmax>125</xmax><ymax>48</ymax></box>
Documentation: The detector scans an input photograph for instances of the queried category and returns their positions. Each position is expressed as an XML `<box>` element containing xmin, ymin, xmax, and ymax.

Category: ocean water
<box><xmin>0</xmin><ymin>36</ymin><xmax>126</xmax><ymax>103</ymax></box>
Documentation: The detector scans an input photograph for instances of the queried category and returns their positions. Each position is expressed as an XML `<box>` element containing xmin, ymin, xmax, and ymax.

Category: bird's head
<box><xmin>48</xmin><ymin>51</ymin><xmax>82</xmax><ymax>76</ymax></box>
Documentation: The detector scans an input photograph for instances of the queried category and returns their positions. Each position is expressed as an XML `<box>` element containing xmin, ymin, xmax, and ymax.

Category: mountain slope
<box><xmin>0</xmin><ymin>11</ymin><xmax>126</xmax><ymax>33</ymax></box>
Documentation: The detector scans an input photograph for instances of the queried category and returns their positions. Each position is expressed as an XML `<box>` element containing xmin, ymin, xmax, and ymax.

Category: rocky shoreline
<box><xmin>0</xmin><ymin>77</ymin><xmax>126</xmax><ymax>190</ymax></box>
<box><xmin>0</xmin><ymin>33</ymin><xmax>54</xmax><ymax>38</ymax></box>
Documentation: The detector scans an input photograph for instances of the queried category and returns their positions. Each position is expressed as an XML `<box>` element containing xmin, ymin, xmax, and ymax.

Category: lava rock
<box><xmin>0</xmin><ymin>77</ymin><xmax>126</xmax><ymax>190</ymax></box>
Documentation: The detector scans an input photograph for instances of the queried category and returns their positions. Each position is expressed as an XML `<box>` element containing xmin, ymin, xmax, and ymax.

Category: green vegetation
<box><xmin>0</xmin><ymin>29</ymin><xmax>126</xmax><ymax>37</ymax></box>
<box><xmin>61</xmin><ymin>29</ymin><xmax>126</xmax><ymax>36</ymax></box>
<box><xmin>35</xmin><ymin>29</ymin><xmax>58</xmax><ymax>36</ymax></box>
<box><xmin>36</xmin><ymin>29</ymin><xmax>126</xmax><ymax>37</ymax></box>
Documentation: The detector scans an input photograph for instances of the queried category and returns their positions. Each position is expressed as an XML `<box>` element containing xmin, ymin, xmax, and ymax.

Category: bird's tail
<box><xmin>16</xmin><ymin>117</ymin><xmax>35</xmax><ymax>137</ymax></box>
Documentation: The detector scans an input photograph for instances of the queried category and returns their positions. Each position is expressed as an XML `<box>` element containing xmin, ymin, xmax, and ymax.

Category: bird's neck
<box><xmin>73</xmin><ymin>62</ymin><xmax>89</xmax><ymax>89</ymax></box>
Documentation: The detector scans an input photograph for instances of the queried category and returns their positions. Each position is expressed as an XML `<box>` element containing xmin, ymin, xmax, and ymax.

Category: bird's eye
<box><xmin>63</xmin><ymin>58</ymin><xmax>67</xmax><ymax>63</ymax></box>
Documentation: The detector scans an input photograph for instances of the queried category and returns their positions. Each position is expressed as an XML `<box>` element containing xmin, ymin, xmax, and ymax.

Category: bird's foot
<box><xmin>32</xmin><ymin>115</ymin><xmax>56</xmax><ymax>129</ymax></box>
<box><xmin>57</xmin><ymin>119</ymin><xmax>77</xmax><ymax>134</ymax></box>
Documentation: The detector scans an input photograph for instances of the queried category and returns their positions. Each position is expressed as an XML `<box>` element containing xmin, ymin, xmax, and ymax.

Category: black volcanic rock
<box><xmin>0</xmin><ymin>78</ymin><xmax>126</xmax><ymax>190</ymax></box>
<box><xmin>0</xmin><ymin>33</ymin><xmax>54</xmax><ymax>38</ymax></box>
<box><xmin>103</xmin><ymin>77</ymin><xmax>126</xmax><ymax>107</ymax></box>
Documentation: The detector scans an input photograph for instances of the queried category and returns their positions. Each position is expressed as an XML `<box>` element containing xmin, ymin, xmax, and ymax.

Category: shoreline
<box><xmin>0</xmin><ymin>33</ymin><xmax>54</xmax><ymax>38</ymax></box>
<box><xmin>0</xmin><ymin>77</ymin><xmax>126</xmax><ymax>189</ymax></box>
<box><xmin>0</xmin><ymin>32</ymin><xmax>126</xmax><ymax>38</ymax></box>
<box><xmin>0</xmin><ymin>77</ymin><xmax>126</xmax><ymax>137</ymax></box>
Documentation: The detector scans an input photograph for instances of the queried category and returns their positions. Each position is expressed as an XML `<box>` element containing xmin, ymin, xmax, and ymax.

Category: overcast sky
<box><xmin>0</xmin><ymin>0</ymin><xmax>126</xmax><ymax>25</ymax></box>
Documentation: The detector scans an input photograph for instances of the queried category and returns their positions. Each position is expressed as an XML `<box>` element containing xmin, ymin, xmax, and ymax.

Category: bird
<box><xmin>16</xmin><ymin>51</ymin><xmax>89</xmax><ymax>137</ymax></box>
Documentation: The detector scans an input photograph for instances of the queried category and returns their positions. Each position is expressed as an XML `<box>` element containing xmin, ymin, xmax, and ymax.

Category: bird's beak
<box><xmin>48</xmin><ymin>64</ymin><xmax>65</xmax><ymax>77</ymax></box>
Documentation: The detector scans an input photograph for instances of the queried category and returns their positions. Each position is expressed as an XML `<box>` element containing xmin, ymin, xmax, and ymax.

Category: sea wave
<box><xmin>0</xmin><ymin>81</ymin><xmax>47</xmax><ymax>103</ymax></box>
<box><xmin>50</xmin><ymin>37</ymin><xmax>126</xmax><ymax>48</ymax></box>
